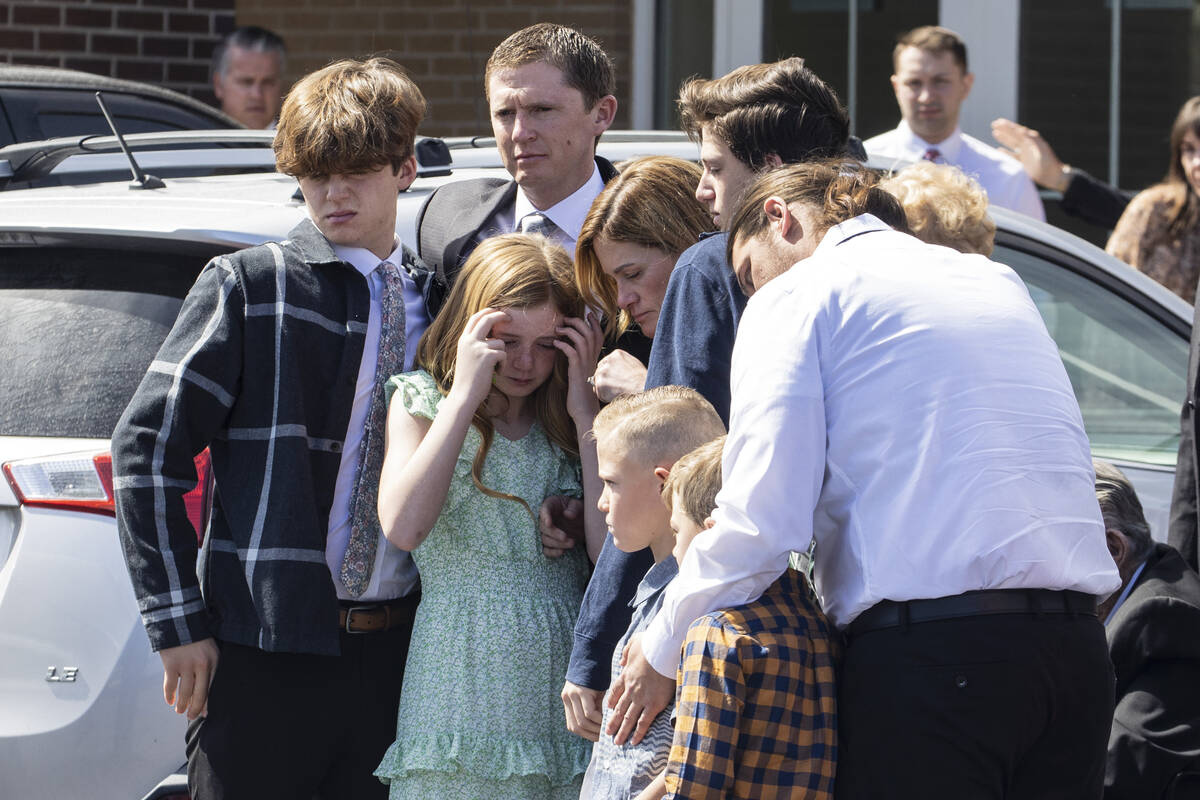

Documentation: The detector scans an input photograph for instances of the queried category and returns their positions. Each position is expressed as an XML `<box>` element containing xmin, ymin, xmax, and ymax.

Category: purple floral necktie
<box><xmin>341</xmin><ymin>262</ymin><xmax>406</xmax><ymax>597</ymax></box>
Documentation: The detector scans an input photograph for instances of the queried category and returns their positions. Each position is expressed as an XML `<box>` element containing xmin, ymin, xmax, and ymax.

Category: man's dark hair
<box><xmin>485</xmin><ymin>23</ymin><xmax>615</xmax><ymax>110</ymax></box>
<box><xmin>678</xmin><ymin>57</ymin><xmax>850</xmax><ymax>171</ymax></box>
<box><xmin>212</xmin><ymin>25</ymin><xmax>287</xmax><ymax>80</ymax></box>
<box><xmin>1094</xmin><ymin>459</ymin><xmax>1155</xmax><ymax>563</ymax></box>
<box><xmin>727</xmin><ymin>160</ymin><xmax>909</xmax><ymax>264</ymax></box>
<box><xmin>893</xmin><ymin>25</ymin><xmax>968</xmax><ymax>73</ymax></box>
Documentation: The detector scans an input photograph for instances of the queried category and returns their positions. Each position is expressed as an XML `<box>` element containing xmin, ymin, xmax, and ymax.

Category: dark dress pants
<box><xmin>835</xmin><ymin>612</ymin><xmax>1114</xmax><ymax>800</ymax></box>
<box><xmin>186</xmin><ymin>619</ymin><xmax>414</xmax><ymax>800</ymax></box>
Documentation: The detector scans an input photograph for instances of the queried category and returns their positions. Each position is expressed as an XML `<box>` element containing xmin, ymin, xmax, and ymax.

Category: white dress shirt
<box><xmin>325</xmin><ymin>237</ymin><xmax>429</xmax><ymax>602</ymax></box>
<box><xmin>641</xmin><ymin>214</ymin><xmax>1120</xmax><ymax>676</ymax></box>
<box><xmin>866</xmin><ymin>121</ymin><xmax>1045</xmax><ymax>221</ymax></box>
<box><xmin>491</xmin><ymin>162</ymin><xmax>606</xmax><ymax>255</ymax></box>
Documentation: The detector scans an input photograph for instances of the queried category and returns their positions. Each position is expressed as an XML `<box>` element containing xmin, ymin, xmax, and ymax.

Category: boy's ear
<box><xmin>703</xmin><ymin>516</ymin><xmax>717</xmax><ymax>529</ymax></box>
<box><xmin>652</xmin><ymin>466</ymin><xmax>671</xmax><ymax>486</ymax></box>
<box><xmin>394</xmin><ymin>154</ymin><xmax>418</xmax><ymax>191</ymax></box>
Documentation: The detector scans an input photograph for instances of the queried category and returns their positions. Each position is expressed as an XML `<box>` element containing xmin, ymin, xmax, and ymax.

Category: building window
<box><xmin>761</xmin><ymin>0</ymin><xmax>938</xmax><ymax>139</ymax></box>
<box><xmin>654</xmin><ymin>0</ymin><xmax>714</xmax><ymax>129</ymax></box>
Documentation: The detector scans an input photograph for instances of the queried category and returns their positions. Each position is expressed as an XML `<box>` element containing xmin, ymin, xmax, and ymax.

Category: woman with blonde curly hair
<box><xmin>880</xmin><ymin>161</ymin><xmax>996</xmax><ymax>256</ymax></box>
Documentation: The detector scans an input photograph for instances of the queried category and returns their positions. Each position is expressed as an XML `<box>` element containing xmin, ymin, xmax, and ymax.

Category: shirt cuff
<box><xmin>641</xmin><ymin>612</ymin><xmax>682</xmax><ymax>678</ymax></box>
<box><xmin>566</xmin><ymin>632</ymin><xmax>613</xmax><ymax>691</ymax></box>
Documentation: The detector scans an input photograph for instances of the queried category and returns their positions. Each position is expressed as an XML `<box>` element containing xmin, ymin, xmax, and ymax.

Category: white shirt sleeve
<box><xmin>640</xmin><ymin>278</ymin><xmax>829</xmax><ymax>676</ymax></box>
<box><xmin>1013</xmin><ymin>172</ymin><xmax>1047</xmax><ymax>221</ymax></box>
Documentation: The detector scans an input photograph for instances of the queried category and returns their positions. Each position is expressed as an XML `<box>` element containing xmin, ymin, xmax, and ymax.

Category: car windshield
<box><xmin>996</xmin><ymin>243</ymin><xmax>1188</xmax><ymax>467</ymax></box>
<box><xmin>0</xmin><ymin>244</ymin><xmax>213</xmax><ymax>438</ymax></box>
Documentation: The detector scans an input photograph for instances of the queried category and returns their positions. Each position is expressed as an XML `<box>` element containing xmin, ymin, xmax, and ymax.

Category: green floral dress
<box><xmin>374</xmin><ymin>370</ymin><xmax>592</xmax><ymax>800</ymax></box>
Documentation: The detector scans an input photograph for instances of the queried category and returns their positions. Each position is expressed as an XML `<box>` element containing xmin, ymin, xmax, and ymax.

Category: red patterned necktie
<box><xmin>923</xmin><ymin>147</ymin><xmax>942</xmax><ymax>162</ymax></box>
<box><xmin>341</xmin><ymin>262</ymin><xmax>406</xmax><ymax>597</ymax></box>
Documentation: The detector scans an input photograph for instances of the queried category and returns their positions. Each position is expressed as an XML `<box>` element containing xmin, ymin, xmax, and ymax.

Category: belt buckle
<box><xmin>343</xmin><ymin>604</ymin><xmax>375</xmax><ymax>634</ymax></box>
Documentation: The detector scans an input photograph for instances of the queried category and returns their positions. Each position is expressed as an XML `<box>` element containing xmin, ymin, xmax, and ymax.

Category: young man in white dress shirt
<box><xmin>609</xmin><ymin>162</ymin><xmax>1120</xmax><ymax>799</ymax></box>
<box><xmin>865</xmin><ymin>25</ymin><xmax>1045</xmax><ymax>221</ymax></box>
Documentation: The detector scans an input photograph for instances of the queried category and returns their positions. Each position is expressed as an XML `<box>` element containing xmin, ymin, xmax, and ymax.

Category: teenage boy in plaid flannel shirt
<box><xmin>114</xmin><ymin>58</ymin><xmax>432</xmax><ymax>799</ymax></box>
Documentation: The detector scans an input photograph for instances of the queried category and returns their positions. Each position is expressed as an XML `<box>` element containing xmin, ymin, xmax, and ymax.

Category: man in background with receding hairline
<box><xmin>211</xmin><ymin>25</ymin><xmax>285</xmax><ymax>129</ymax></box>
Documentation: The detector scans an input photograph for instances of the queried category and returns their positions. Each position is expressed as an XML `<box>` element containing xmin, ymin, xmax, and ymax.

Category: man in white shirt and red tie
<box><xmin>607</xmin><ymin>161</ymin><xmax>1119</xmax><ymax>799</ymax></box>
<box><xmin>866</xmin><ymin>25</ymin><xmax>1045</xmax><ymax>221</ymax></box>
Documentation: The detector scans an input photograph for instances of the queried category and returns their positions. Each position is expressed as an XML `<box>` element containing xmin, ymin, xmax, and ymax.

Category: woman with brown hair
<box><xmin>1108</xmin><ymin>96</ymin><xmax>1200</xmax><ymax>303</ymax></box>
<box><xmin>574</xmin><ymin>156</ymin><xmax>716</xmax><ymax>401</ymax></box>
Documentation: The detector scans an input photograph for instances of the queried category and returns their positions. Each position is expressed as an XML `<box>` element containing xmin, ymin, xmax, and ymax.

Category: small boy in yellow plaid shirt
<box><xmin>660</xmin><ymin>438</ymin><xmax>840</xmax><ymax>800</ymax></box>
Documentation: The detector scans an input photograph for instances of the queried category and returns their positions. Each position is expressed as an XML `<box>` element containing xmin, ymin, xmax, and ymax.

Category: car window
<box><xmin>995</xmin><ymin>243</ymin><xmax>1188</xmax><ymax>467</ymax></box>
<box><xmin>0</xmin><ymin>87</ymin><xmax>231</xmax><ymax>143</ymax></box>
<box><xmin>0</xmin><ymin>243</ymin><xmax>221</xmax><ymax>439</ymax></box>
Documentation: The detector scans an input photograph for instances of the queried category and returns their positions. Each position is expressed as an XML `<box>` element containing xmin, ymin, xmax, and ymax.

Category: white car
<box><xmin>0</xmin><ymin>131</ymin><xmax>1190</xmax><ymax>799</ymax></box>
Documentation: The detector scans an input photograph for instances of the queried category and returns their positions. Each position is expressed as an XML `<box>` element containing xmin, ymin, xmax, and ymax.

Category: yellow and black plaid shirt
<box><xmin>664</xmin><ymin>568</ymin><xmax>839</xmax><ymax>799</ymax></box>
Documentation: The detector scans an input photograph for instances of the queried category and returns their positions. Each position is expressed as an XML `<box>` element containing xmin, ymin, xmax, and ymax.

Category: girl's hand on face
<box><xmin>449</xmin><ymin>307</ymin><xmax>509</xmax><ymax>410</ymax></box>
<box><xmin>555</xmin><ymin>310</ymin><xmax>604</xmax><ymax>423</ymax></box>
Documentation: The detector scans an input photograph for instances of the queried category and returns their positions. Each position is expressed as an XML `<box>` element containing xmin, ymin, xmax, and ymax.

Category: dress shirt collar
<box><xmin>631</xmin><ymin>555</ymin><xmax>679</xmax><ymax>608</ymax></box>
<box><xmin>1103</xmin><ymin>558</ymin><xmax>1149</xmax><ymax>626</ymax></box>
<box><xmin>813</xmin><ymin>213</ymin><xmax>894</xmax><ymax>259</ymax></box>
<box><xmin>332</xmin><ymin>236</ymin><xmax>405</xmax><ymax>276</ymax></box>
<box><xmin>895</xmin><ymin>119</ymin><xmax>963</xmax><ymax>162</ymax></box>
<box><xmin>514</xmin><ymin>161</ymin><xmax>603</xmax><ymax>240</ymax></box>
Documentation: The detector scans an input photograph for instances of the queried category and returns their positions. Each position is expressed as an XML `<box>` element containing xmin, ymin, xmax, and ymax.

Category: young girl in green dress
<box><xmin>373</xmin><ymin>233</ymin><xmax>606</xmax><ymax>799</ymax></box>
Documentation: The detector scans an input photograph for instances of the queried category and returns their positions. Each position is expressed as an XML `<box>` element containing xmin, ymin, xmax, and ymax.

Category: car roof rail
<box><xmin>0</xmin><ymin>130</ymin><xmax>455</xmax><ymax>188</ymax></box>
<box><xmin>436</xmin><ymin>130</ymin><xmax>692</xmax><ymax>152</ymax></box>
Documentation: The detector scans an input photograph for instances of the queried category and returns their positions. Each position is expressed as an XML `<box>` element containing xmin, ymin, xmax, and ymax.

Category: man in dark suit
<box><xmin>1170</xmin><ymin>302</ymin><xmax>1200</xmax><ymax>570</ymax></box>
<box><xmin>1096</xmin><ymin>459</ymin><xmax>1200</xmax><ymax>799</ymax></box>
<box><xmin>416</xmin><ymin>22</ymin><xmax>618</xmax><ymax>311</ymax></box>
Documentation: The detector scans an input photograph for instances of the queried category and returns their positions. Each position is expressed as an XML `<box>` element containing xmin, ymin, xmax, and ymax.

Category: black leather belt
<box><xmin>337</xmin><ymin>594</ymin><xmax>419</xmax><ymax>634</ymax></box>
<box><xmin>847</xmin><ymin>588</ymin><xmax>1097</xmax><ymax>637</ymax></box>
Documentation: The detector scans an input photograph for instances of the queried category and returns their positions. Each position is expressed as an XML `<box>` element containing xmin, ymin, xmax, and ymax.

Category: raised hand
<box><xmin>448</xmin><ymin>307</ymin><xmax>509</xmax><ymax>410</ymax></box>
<box><xmin>991</xmin><ymin>118</ymin><xmax>1070</xmax><ymax>192</ymax></box>
<box><xmin>554</xmin><ymin>311</ymin><xmax>604</xmax><ymax>424</ymax></box>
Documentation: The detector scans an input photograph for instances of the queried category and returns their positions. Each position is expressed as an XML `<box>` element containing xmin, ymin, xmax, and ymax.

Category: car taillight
<box><xmin>3</xmin><ymin>450</ymin><xmax>213</xmax><ymax>542</ymax></box>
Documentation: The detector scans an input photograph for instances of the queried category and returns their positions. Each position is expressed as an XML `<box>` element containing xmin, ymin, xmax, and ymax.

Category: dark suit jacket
<box><xmin>1105</xmin><ymin>543</ymin><xmax>1200</xmax><ymax>799</ymax></box>
<box><xmin>1061</xmin><ymin>168</ymin><xmax>1133</xmax><ymax>231</ymax></box>
<box><xmin>1170</xmin><ymin>295</ymin><xmax>1200</xmax><ymax>571</ymax></box>
<box><xmin>415</xmin><ymin>155</ymin><xmax>619</xmax><ymax>315</ymax></box>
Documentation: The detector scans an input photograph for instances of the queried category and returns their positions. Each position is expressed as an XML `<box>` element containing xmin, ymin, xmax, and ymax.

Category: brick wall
<box><xmin>236</xmin><ymin>0</ymin><xmax>633</xmax><ymax>138</ymax></box>
<box><xmin>0</xmin><ymin>0</ymin><xmax>235</xmax><ymax>101</ymax></box>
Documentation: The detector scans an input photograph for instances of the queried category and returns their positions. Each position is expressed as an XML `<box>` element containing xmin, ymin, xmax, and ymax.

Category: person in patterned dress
<box><xmin>373</xmin><ymin>233</ymin><xmax>606</xmax><ymax>799</ymax></box>
<box><xmin>1107</xmin><ymin>96</ymin><xmax>1200</xmax><ymax>304</ymax></box>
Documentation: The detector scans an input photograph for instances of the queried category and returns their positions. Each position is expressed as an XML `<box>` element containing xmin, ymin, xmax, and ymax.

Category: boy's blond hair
<box><xmin>663</xmin><ymin>435</ymin><xmax>725</xmax><ymax>526</ymax></box>
<box><xmin>274</xmin><ymin>57</ymin><xmax>426</xmax><ymax>178</ymax></box>
<box><xmin>592</xmin><ymin>386</ymin><xmax>724</xmax><ymax>469</ymax></box>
